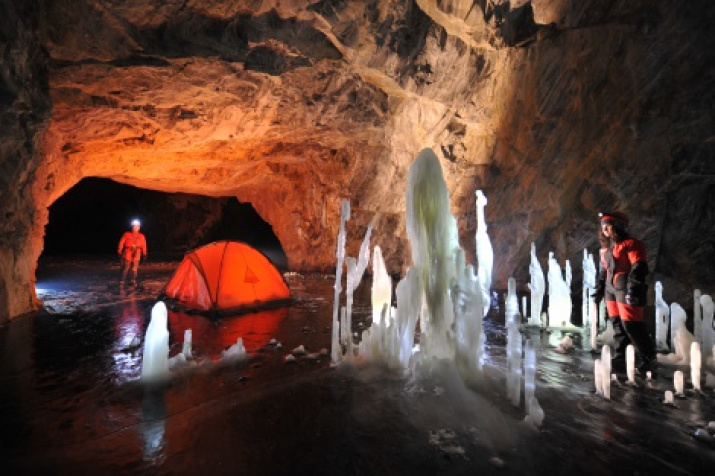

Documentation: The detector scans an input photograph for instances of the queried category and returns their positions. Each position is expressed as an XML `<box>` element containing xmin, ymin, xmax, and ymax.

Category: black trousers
<box><xmin>611</xmin><ymin>316</ymin><xmax>656</xmax><ymax>363</ymax></box>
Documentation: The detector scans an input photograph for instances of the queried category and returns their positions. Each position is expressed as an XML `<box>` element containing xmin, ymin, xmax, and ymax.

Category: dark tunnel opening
<box><xmin>41</xmin><ymin>177</ymin><xmax>288</xmax><ymax>269</ymax></box>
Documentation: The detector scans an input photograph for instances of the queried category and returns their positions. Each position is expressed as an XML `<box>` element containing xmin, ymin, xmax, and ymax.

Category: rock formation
<box><xmin>1</xmin><ymin>0</ymin><xmax>714</xmax><ymax>321</ymax></box>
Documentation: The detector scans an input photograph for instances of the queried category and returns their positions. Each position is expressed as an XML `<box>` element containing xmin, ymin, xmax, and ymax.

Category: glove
<box><xmin>590</xmin><ymin>291</ymin><xmax>604</xmax><ymax>306</ymax></box>
<box><xmin>625</xmin><ymin>292</ymin><xmax>640</xmax><ymax>306</ymax></box>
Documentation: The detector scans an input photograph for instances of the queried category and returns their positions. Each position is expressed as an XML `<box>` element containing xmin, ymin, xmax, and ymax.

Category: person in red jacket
<box><xmin>118</xmin><ymin>218</ymin><xmax>148</xmax><ymax>287</ymax></box>
<box><xmin>593</xmin><ymin>211</ymin><xmax>657</xmax><ymax>377</ymax></box>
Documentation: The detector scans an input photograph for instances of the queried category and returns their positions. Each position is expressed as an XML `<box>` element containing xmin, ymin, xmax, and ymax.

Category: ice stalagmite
<box><xmin>590</xmin><ymin>298</ymin><xmax>598</xmax><ymax>351</ymax></box>
<box><xmin>601</xmin><ymin>345</ymin><xmax>612</xmax><ymax>399</ymax></box>
<box><xmin>405</xmin><ymin>148</ymin><xmax>459</xmax><ymax>360</ymax></box>
<box><xmin>393</xmin><ymin>268</ymin><xmax>423</xmax><ymax>367</ymax></box>
<box><xmin>141</xmin><ymin>301</ymin><xmax>170</xmax><ymax>382</ymax></box>
<box><xmin>507</xmin><ymin>318</ymin><xmax>522</xmax><ymax>406</ymax></box>
<box><xmin>529</xmin><ymin>243</ymin><xmax>545</xmax><ymax>327</ymax></box>
<box><xmin>524</xmin><ymin>339</ymin><xmax>535</xmax><ymax>407</ymax></box>
<box><xmin>654</xmin><ymin>282</ymin><xmax>670</xmax><ymax>351</ymax></box>
<box><xmin>694</xmin><ymin>289</ymin><xmax>703</xmax><ymax>347</ymax></box>
<box><xmin>475</xmin><ymin>190</ymin><xmax>493</xmax><ymax>317</ymax></box>
<box><xmin>342</xmin><ymin>225</ymin><xmax>373</xmax><ymax>360</ymax></box>
<box><xmin>691</xmin><ymin>342</ymin><xmax>702</xmax><ymax>392</ymax></box>
<box><xmin>582</xmin><ymin>249</ymin><xmax>597</xmax><ymax>329</ymax></box>
<box><xmin>524</xmin><ymin>339</ymin><xmax>543</xmax><ymax>426</ymax></box>
<box><xmin>674</xmin><ymin>370</ymin><xmax>685</xmax><ymax>396</ymax></box>
<box><xmin>371</xmin><ymin>245</ymin><xmax>392</xmax><ymax>327</ymax></box>
<box><xmin>547</xmin><ymin>252</ymin><xmax>572</xmax><ymax>328</ymax></box>
<box><xmin>674</xmin><ymin>304</ymin><xmax>692</xmax><ymax>365</ymax></box>
<box><xmin>505</xmin><ymin>277</ymin><xmax>520</xmax><ymax>326</ymax></box>
<box><xmin>626</xmin><ymin>345</ymin><xmax>636</xmax><ymax>385</ymax></box>
<box><xmin>331</xmin><ymin>200</ymin><xmax>350</xmax><ymax>365</ymax></box>
<box><xmin>701</xmin><ymin>294</ymin><xmax>714</xmax><ymax>359</ymax></box>
<box><xmin>594</xmin><ymin>359</ymin><xmax>603</xmax><ymax>396</ymax></box>
<box><xmin>453</xmin><ymin>249</ymin><xmax>485</xmax><ymax>383</ymax></box>
<box><xmin>182</xmin><ymin>329</ymin><xmax>193</xmax><ymax>360</ymax></box>
<box><xmin>344</xmin><ymin>258</ymin><xmax>358</xmax><ymax>359</ymax></box>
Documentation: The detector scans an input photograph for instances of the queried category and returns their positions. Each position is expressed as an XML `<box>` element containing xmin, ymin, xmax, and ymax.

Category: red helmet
<box><xmin>598</xmin><ymin>211</ymin><xmax>629</xmax><ymax>226</ymax></box>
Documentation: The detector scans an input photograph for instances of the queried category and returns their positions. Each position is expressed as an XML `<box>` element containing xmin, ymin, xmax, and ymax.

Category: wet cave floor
<box><xmin>0</xmin><ymin>256</ymin><xmax>713</xmax><ymax>475</ymax></box>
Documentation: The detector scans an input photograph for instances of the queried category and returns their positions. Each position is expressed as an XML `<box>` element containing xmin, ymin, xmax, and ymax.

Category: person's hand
<box><xmin>625</xmin><ymin>292</ymin><xmax>640</xmax><ymax>306</ymax></box>
<box><xmin>591</xmin><ymin>291</ymin><xmax>604</xmax><ymax>306</ymax></box>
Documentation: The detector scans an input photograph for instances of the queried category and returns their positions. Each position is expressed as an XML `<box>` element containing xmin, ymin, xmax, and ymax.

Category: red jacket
<box><xmin>118</xmin><ymin>231</ymin><xmax>147</xmax><ymax>262</ymax></box>
<box><xmin>597</xmin><ymin>237</ymin><xmax>648</xmax><ymax>303</ymax></box>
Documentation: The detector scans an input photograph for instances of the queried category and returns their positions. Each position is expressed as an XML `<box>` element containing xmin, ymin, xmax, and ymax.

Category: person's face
<box><xmin>600</xmin><ymin>221</ymin><xmax>613</xmax><ymax>238</ymax></box>
<box><xmin>132</xmin><ymin>224</ymin><xmax>140</xmax><ymax>232</ymax></box>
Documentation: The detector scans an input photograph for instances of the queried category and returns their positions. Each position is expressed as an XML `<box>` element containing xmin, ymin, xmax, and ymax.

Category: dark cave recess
<box><xmin>41</xmin><ymin>177</ymin><xmax>288</xmax><ymax>269</ymax></box>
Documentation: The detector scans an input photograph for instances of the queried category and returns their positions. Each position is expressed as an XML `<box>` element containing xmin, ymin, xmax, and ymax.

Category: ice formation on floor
<box><xmin>141</xmin><ymin>301</ymin><xmax>170</xmax><ymax>382</ymax></box>
<box><xmin>547</xmin><ymin>252</ymin><xmax>573</xmax><ymax>328</ymax></box>
<box><xmin>371</xmin><ymin>245</ymin><xmax>392</xmax><ymax>326</ymax></box>
<box><xmin>658</xmin><ymin>303</ymin><xmax>694</xmax><ymax>365</ymax></box>
<box><xmin>674</xmin><ymin>370</ymin><xmax>685</xmax><ymax>396</ymax></box>
<box><xmin>475</xmin><ymin>190</ymin><xmax>493</xmax><ymax>317</ymax></box>
<box><xmin>691</xmin><ymin>342</ymin><xmax>702</xmax><ymax>392</ymax></box>
<box><xmin>694</xmin><ymin>289</ymin><xmax>703</xmax><ymax>347</ymax></box>
<box><xmin>505</xmin><ymin>277</ymin><xmax>520</xmax><ymax>325</ymax></box>
<box><xmin>582</xmin><ymin>249</ymin><xmax>597</xmax><ymax>330</ymax></box>
<box><xmin>599</xmin><ymin>345</ymin><xmax>612</xmax><ymax>399</ymax></box>
<box><xmin>529</xmin><ymin>243</ymin><xmax>545</xmax><ymax>328</ymax></box>
<box><xmin>626</xmin><ymin>345</ymin><xmax>635</xmax><ymax>385</ymax></box>
<box><xmin>523</xmin><ymin>339</ymin><xmax>543</xmax><ymax>427</ymax></box>
<box><xmin>702</xmin><ymin>294</ymin><xmax>714</xmax><ymax>359</ymax></box>
<box><xmin>335</xmin><ymin>149</ymin><xmax>487</xmax><ymax>376</ymax></box>
<box><xmin>654</xmin><ymin>281</ymin><xmax>670</xmax><ymax>351</ymax></box>
<box><xmin>506</xmin><ymin>316</ymin><xmax>522</xmax><ymax>406</ymax></box>
<box><xmin>331</xmin><ymin>200</ymin><xmax>350</xmax><ymax>365</ymax></box>
<box><xmin>182</xmin><ymin>329</ymin><xmax>193</xmax><ymax>360</ymax></box>
<box><xmin>222</xmin><ymin>337</ymin><xmax>248</xmax><ymax>361</ymax></box>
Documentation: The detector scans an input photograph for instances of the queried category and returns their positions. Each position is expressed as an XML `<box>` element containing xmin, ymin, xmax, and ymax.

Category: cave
<box><xmin>2</xmin><ymin>1</ymin><xmax>715</xmax><ymax>475</ymax></box>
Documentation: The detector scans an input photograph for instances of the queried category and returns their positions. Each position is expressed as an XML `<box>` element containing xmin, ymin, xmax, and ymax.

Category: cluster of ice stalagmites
<box><xmin>651</xmin><ymin>282</ymin><xmax>715</xmax><ymax>396</ymax></box>
<box><xmin>333</xmin><ymin>149</ymin><xmax>487</xmax><ymax>378</ymax></box>
<box><xmin>331</xmin><ymin>148</ymin><xmax>548</xmax><ymax>426</ymax></box>
<box><xmin>656</xmin><ymin>285</ymin><xmax>715</xmax><ymax>367</ymax></box>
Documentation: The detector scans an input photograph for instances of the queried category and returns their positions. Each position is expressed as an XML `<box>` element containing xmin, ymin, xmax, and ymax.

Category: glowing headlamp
<box><xmin>131</xmin><ymin>219</ymin><xmax>141</xmax><ymax>227</ymax></box>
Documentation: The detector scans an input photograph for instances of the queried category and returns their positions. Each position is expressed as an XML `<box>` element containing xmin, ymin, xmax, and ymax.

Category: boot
<box><xmin>637</xmin><ymin>358</ymin><xmax>658</xmax><ymax>379</ymax></box>
<box><xmin>610</xmin><ymin>352</ymin><xmax>627</xmax><ymax>371</ymax></box>
<box><xmin>622</xmin><ymin>320</ymin><xmax>657</xmax><ymax>378</ymax></box>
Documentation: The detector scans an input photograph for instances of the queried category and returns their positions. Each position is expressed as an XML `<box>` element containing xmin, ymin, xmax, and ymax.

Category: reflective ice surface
<box><xmin>1</xmin><ymin>257</ymin><xmax>714</xmax><ymax>475</ymax></box>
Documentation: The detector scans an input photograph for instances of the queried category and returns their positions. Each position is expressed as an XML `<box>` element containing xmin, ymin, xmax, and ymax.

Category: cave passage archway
<box><xmin>42</xmin><ymin>177</ymin><xmax>288</xmax><ymax>267</ymax></box>
<box><xmin>36</xmin><ymin>177</ymin><xmax>289</xmax><ymax>313</ymax></box>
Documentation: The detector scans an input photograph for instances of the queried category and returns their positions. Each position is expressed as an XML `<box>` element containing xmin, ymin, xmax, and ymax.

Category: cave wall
<box><xmin>0</xmin><ymin>0</ymin><xmax>51</xmax><ymax>319</ymax></box>
<box><xmin>1</xmin><ymin>0</ymin><xmax>714</xmax><ymax>321</ymax></box>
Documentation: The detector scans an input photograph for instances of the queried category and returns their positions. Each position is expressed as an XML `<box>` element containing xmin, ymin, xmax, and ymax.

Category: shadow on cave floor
<box><xmin>0</xmin><ymin>258</ymin><xmax>713</xmax><ymax>475</ymax></box>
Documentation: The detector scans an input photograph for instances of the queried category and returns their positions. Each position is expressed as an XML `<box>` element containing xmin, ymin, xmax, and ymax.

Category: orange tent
<box><xmin>161</xmin><ymin>241</ymin><xmax>290</xmax><ymax>315</ymax></box>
